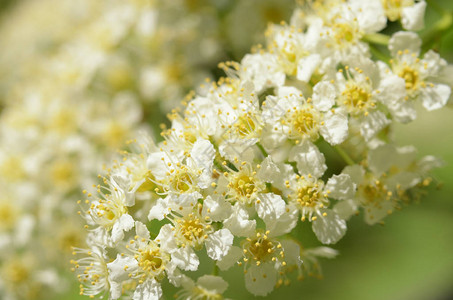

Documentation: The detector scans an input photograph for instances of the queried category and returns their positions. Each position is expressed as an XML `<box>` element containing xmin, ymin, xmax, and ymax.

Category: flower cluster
<box><xmin>0</xmin><ymin>0</ymin><xmax>298</xmax><ymax>299</ymax></box>
<box><xmin>73</xmin><ymin>0</ymin><xmax>450</xmax><ymax>299</ymax></box>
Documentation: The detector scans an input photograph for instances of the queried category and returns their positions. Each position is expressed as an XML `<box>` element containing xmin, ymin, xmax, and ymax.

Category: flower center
<box><xmin>341</xmin><ymin>82</ymin><xmax>375</xmax><ymax>116</ymax></box>
<box><xmin>88</xmin><ymin>198</ymin><xmax>127</xmax><ymax>230</ymax></box>
<box><xmin>296</xmin><ymin>185</ymin><xmax>323</xmax><ymax>208</ymax></box>
<box><xmin>233</xmin><ymin>113</ymin><xmax>260</xmax><ymax>138</ymax></box>
<box><xmin>4</xmin><ymin>261</ymin><xmax>30</xmax><ymax>285</ymax></box>
<box><xmin>0</xmin><ymin>156</ymin><xmax>26</xmax><ymax>182</ymax></box>
<box><xmin>382</xmin><ymin>0</ymin><xmax>414</xmax><ymax>21</ymax></box>
<box><xmin>51</xmin><ymin>160</ymin><xmax>76</xmax><ymax>188</ymax></box>
<box><xmin>138</xmin><ymin>246</ymin><xmax>166</xmax><ymax>278</ymax></box>
<box><xmin>398</xmin><ymin>66</ymin><xmax>419</xmax><ymax>92</ymax></box>
<box><xmin>169</xmin><ymin>170</ymin><xmax>196</xmax><ymax>194</ymax></box>
<box><xmin>330</xmin><ymin>19</ymin><xmax>361</xmax><ymax>48</ymax></box>
<box><xmin>136</xmin><ymin>170</ymin><xmax>158</xmax><ymax>193</ymax></box>
<box><xmin>242</xmin><ymin>232</ymin><xmax>284</xmax><ymax>266</ymax></box>
<box><xmin>288</xmin><ymin>177</ymin><xmax>329</xmax><ymax>221</ymax></box>
<box><xmin>358</xmin><ymin>177</ymin><xmax>393</xmax><ymax>208</ymax></box>
<box><xmin>0</xmin><ymin>202</ymin><xmax>18</xmax><ymax>231</ymax></box>
<box><xmin>191</xmin><ymin>286</ymin><xmax>223</xmax><ymax>300</ymax></box>
<box><xmin>226</xmin><ymin>164</ymin><xmax>264</xmax><ymax>205</ymax></box>
<box><xmin>231</xmin><ymin>174</ymin><xmax>256</xmax><ymax>199</ymax></box>
<box><xmin>174</xmin><ymin>212</ymin><xmax>212</xmax><ymax>249</ymax></box>
<box><xmin>289</xmin><ymin>108</ymin><xmax>318</xmax><ymax>139</ymax></box>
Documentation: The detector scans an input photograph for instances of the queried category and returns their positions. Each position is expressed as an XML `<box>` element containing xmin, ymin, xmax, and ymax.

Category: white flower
<box><xmin>71</xmin><ymin>247</ymin><xmax>110</xmax><ymax>298</ymax></box>
<box><xmin>284</xmin><ymin>171</ymin><xmax>354</xmax><ymax>244</ymax></box>
<box><xmin>152</xmin><ymin>203</ymin><xmax>234</xmax><ymax>265</ymax></box>
<box><xmin>83</xmin><ymin>177</ymin><xmax>134</xmax><ymax>244</ymax></box>
<box><xmin>240</xmin><ymin>230</ymin><xmax>300</xmax><ymax>296</ymax></box>
<box><xmin>106</xmin><ymin>223</ymin><xmax>176</xmax><ymax>300</ymax></box>
<box><xmin>176</xmin><ymin>275</ymin><xmax>229</xmax><ymax>300</ymax></box>
<box><xmin>288</xmin><ymin>140</ymin><xmax>327</xmax><ymax>179</ymax></box>
<box><xmin>337</xmin><ymin>144</ymin><xmax>435</xmax><ymax>225</ymax></box>
<box><xmin>381</xmin><ymin>0</ymin><xmax>427</xmax><ymax>30</ymax></box>
<box><xmin>262</xmin><ymin>85</ymin><xmax>348</xmax><ymax>146</ymax></box>
<box><xmin>240</xmin><ymin>53</ymin><xmax>285</xmax><ymax>92</ymax></box>
<box><xmin>334</xmin><ymin>60</ymin><xmax>391</xmax><ymax>140</ymax></box>
<box><xmin>381</xmin><ymin>31</ymin><xmax>451</xmax><ymax>117</ymax></box>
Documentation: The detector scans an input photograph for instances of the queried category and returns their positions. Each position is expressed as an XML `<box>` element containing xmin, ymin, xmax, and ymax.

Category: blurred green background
<box><xmin>1</xmin><ymin>0</ymin><xmax>452</xmax><ymax>299</ymax></box>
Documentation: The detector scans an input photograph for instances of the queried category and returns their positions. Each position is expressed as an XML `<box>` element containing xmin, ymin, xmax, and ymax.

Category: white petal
<box><xmin>241</xmin><ymin>53</ymin><xmax>285</xmax><ymax>92</ymax></box>
<box><xmin>359</xmin><ymin>110</ymin><xmax>390</xmax><ymax>141</ymax></box>
<box><xmin>280</xmin><ymin>240</ymin><xmax>302</xmax><ymax>267</ymax></box>
<box><xmin>378</xmin><ymin>74</ymin><xmax>415</xmax><ymax>123</ymax></box>
<box><xmin>171</xmin><ymin>192</ymin><xmax>202</xmax><ymax>207</ymax></box>
<box><xmin>388</xmin><ymin>171</ymin><xmax>420</xmax><ymax>190</ymax></box>
<box><xmin>312</xmin><ymin>81</ymin><xmax>336</xmax><ymax>111</ymax></box>
<box><xmin>342</xmin><ymin>165</ymin><xmax>365</xmax><ymax>185</ymax></box>
<box><xmin>165</xmin><ymin>262</ymin><xmax>184</xmax><ymax>287</ymax></box>
<box><xmin>202</xmin><ymin>195</ymin><xmax>232</xmax><ymax>222</ymax></box>
<box><xmin>108</xmin><ymin>254</ymin><xmax>138</xmax><ymax>283</ymax></box>
<box><xmin>148</xmin><ymin>198</ymin><xmax>168</xmax><ymax>221</ymax></box>
<box><xmin>320</xmin><ymin>109</ymin><xmax>348</xmax><ymax>145</ymax></box>
<box><xmin>156</xmin><ymin>224</ymin><xmax>177</xmax><ymax>252</ymax></box>
<box><xmin>297</xmin><ymin>54</ymin><xmax>321</xmax><ymax>82</ymax></box>
<box><xmin>191</xmin><ymin>139</ymin><xmax>215</xmax><ymax>188</ymax></box>
<box><xmin>218</xmin><ymin>140</ymin><xmax>257</xmax><ymax>162</ymax></box>
<box><xmin>402</xmin><ymin>1</ymin><xmax>426</xmax><ymax>31</ymax></box>
<box><xmin>325</xmin><ymin>174</ymin><xmax>356</xmax><ymax>200</ymax></box>
<box><xmin>389</xmin><ymin>31</ymin><xmax>421</xmax><ymax>57</ymax></box>
<box><xmin>423</xmin><ymin>50</ymin><xmax>448</xmax><ymax>75</ymax></box>
<box><xmin>197</xmin><ymin>275</ymin><xmax>229</xmax><ymax>294</ymax></box>
<box><xmin>111</xmin><ymin>214</ymin><xmax>134</xmax><ymax>243</ymax></box>
<box><xmin>135</xmin><ymin>221</ymin><xmax>150</xmax><ymax>240</ymax></box>
<box><xmin>191</xmin><ymin>139</ymin><xmax>215</xmax><ymax>168</ymax></box>
<box><xmin>133</xmin><ymin>279</ymin><xmax>162</xmax><ymax>300</ymax></box>
<box><xmin>363</xmin><ymin>199</ymin><xmax>394</xmax><ymax>225</ymax></box>
<box><xmin>245</xmin><ymin>263</ymin><xmax>277</xmax><ymax>296</ymax></box>
<box><xmin>217</xmin><ymin>246</ymin><xmax>243</xmax><ymax>271</ymax></box>
<box><xmin>333</xmin><ymin>199</ymin><xmax>358</xmax><ymax>220</ymax></box>
<box><xmin>109</xmin><ymin>280</ymin><xmax>123</xmax><ymax>300</ymax></box>
<box><xmin>387</xmin><ymin>98</ymin><xmax>417</xmax><ymax>123</ymax></box>
<box><xmin>223</xmin><ymin>204</ymin><xmax>256</xmax><ymax>237</ymax></box>
<box><xmin>351</xmin><ymin>0</ymin><xmax>386</xmax><ymax>32</ymax></box>
<box><xmin>111</xmin><ymin>174</ymin><xmax>135</xmax><ymax>206</ymax></box>
<box><xmin>418</xmin><ymin>155</ymin><xmax>444</xmax><ymax>173</ymax></box>
<box><xmin>368</xmin><ymin>144</ymin><xmax>397</xmax><ymax>175</ymax></box>
<box><xmin>257</xmin><ymin>156</ymin><xmax>280</xmax><ymax>183</ymax></box>
<box><xmin>172</xmin><ymin>247</ymin><xmax>199</xmax><ymax>271</ymax></box>
<box><xmin>312</xmin><ymin>210</ymin><xmax>347</xmax><ymax>244</ymax></box>
<box><xmin>368</xmin><ymin>144</ymin><xmax>417</xmax><ymax>175</ymax></box>
<box><xmin>304</xmin><ymin>246</ymin><xmax>339</xmax><ymax>258</ymax></box>
<box><xmin>421</xmin><ymin>83</ymin><xmax>451</xmax><ymax>111</ymax></box>
<box><xmin>266</xmin><ymin>208</ymin><xmax>298</xmax><ymax>237</ymax></box>
<box><xmin>256</xmin><ymin>193</ymin><xmax>286</xmax><ymax>224</ymax></box>
<box><xmin>205</xmin><ymin>229</ymin><xmax>234</xmax><ymax>261</ymax></box>
<box><xmin>15</xmin><ymin>215</ymin><xmax>34</xmax><ymax>246</ymax></box>
<box><xmin>289</xmin><ymin>140</ymin><xmax>327</xmax><ymax>178</ymax></box>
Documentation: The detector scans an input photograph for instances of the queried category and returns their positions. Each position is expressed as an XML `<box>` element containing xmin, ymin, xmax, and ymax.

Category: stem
<box><xmin>212</xmin><ymin>264</ymin><xmax>219</xmax><ymax>276</ymax></box>
<box><xmin>333</xmin><ymin>145</ymin><xmax>355</xmax><ymax>166</ymax></box>
<box><xmin>363</xmin><ymin>33</ymin><xmax>390</xmax><ymax>46</ymax></box>
<box><xmin>256</xmin><ymin>142</ymin><xmax>268</xmax><ymax>157</ymax></box>
<box><xmin>213</xmin><ymin>158</ymin><xmax>227</xmax><ymax>173</ymax></box>
<box><xmin>369</xmin><ymin>44</ymin><xmax>390</xmax><ymax>63</ymax></box>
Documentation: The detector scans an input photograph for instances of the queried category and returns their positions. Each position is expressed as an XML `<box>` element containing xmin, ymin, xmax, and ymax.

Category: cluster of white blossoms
<box><xmin>73</xmin><ymin>0</ymin><xmax>451</xmax><ymax>299</ymax></box>
<box><xmin>0</xmin><ymin>0</ymin><xmax>298</xmax><ymax>299</ymax></box>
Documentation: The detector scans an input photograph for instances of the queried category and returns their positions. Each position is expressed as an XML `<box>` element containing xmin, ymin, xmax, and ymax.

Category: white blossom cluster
<box><xmin>0</xmin><ymin>0</ymin><xmax>298</xmax><ymax>299</ymax></box>
<box><xmin>73</xmin><ymin>0</ymin><xmax>451</xmax><ymax>299</ymax></box>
